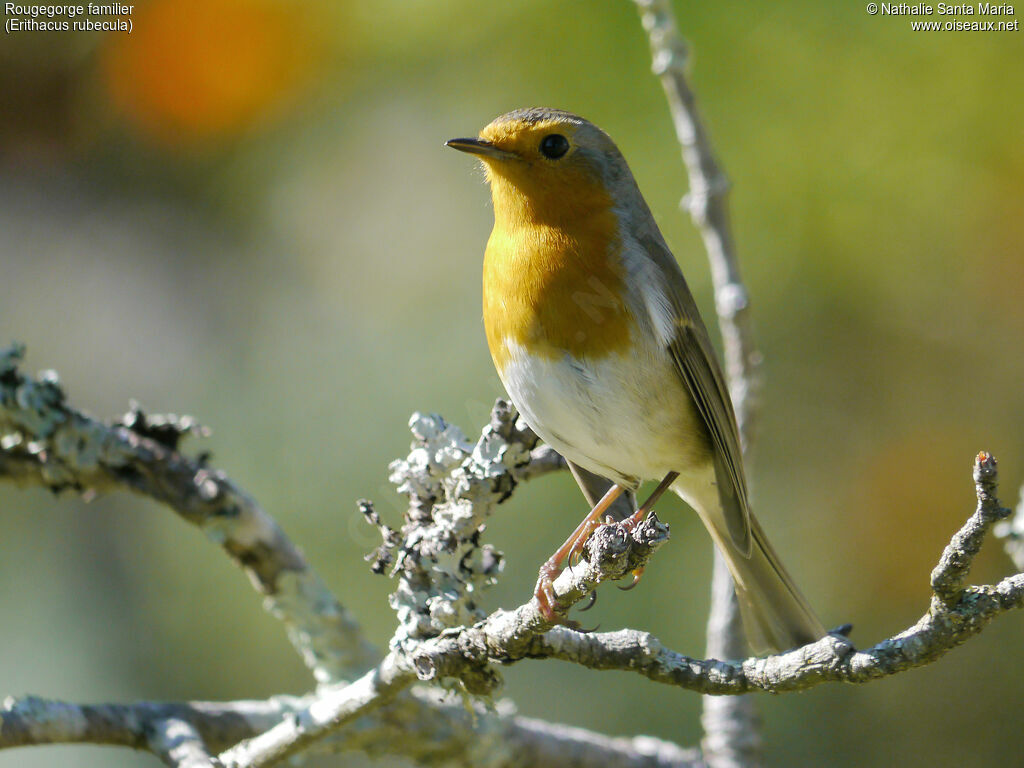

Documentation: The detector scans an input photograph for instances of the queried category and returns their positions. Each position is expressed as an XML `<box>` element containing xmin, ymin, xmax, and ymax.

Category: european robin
<box><xmin>447</xmin><ymin>108</ymin><xmax>825</xmax><ymax>653</ymax></box>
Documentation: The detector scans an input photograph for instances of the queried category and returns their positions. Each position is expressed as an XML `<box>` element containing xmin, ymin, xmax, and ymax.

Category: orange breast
<box><xmin>482</xmin><ymin>178</ymin><xmax>634</xmax><ymax>372</ymax></box>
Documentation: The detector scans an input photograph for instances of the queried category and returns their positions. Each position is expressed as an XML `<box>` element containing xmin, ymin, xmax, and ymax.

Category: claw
<box><xmin>618</xmin><ymin>566</ymin><xmax>646</xmax><ymax>591</ymax></box>
<box><xmin>578</xmin><ymin>590</ymin><xmax>598</xmax><ymax>612</ymax></box>
<box><xmin>568</xmin><ymin>548</ymin><xmax>582</xmax><ymax>570</ymax></box>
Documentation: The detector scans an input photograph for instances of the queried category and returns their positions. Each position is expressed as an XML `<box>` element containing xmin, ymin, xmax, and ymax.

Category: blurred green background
<box><xmin>2</xmin><ymin>0</ymin><xmax>1022</xmax><ymax>765</ymax></box>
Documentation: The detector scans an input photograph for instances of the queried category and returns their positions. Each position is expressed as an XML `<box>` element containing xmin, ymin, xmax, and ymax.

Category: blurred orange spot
<box><xmin>101</xmin><ymin>0</ymin><xmax>321</xmax><ymax>146</ymax></box>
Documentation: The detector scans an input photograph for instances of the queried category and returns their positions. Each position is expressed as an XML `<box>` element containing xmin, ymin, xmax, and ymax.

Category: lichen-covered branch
<box><xmin>336</xmin><ymin>687</ymin><xmax>702</xmax><ymax>767</ymax></box>
<box><xmin>0</xmin><ymin>343</ymin><xmax>375</xmax><ymax>684</ymax></box>
<box><xmin>367</xmin><ymin>448</ymin><xmax>1020</xmax><ymax>698</ymax></box>
<box><xmin>217</xmin><ymin>407</ymin><xmax>670</xmax><ymax>766</ymax></box>
<box><xmin>0</xmin><ymin>691</ymin><xmax>700</xmax><ymax>768</ymax></box>
<box><xmin>0</xmin><ymin>465</ymin><xmax>685</xmax><ymax>768</ymax></box>
<box><xmin>402</xmin><ymin>512</ymin><xmax>670</xmax><ymax>692</ymax></box>
<box><xmin>214</xmin><ymin>535</ymin><xmax>685</xmax><ymax>768</ymax></box>
<box><xmin>2</xmin><ymin>342</ymin><xmax>1021</xmax><ymax>768</ymax></box>
<box><xmin>377</xmin><ymin>413</ymin><xmax>1022</xmax><ymax>696</ymax></box>
<box><xmin>0</xmin><ymin>349</ymin><xmax>692</xmax><ymax>767</ymax></box>
<box><xmin>931</xmin><ymin>452</ymin><xmax>1010</xmax><ymax>601</ymax></box>
<box><xmin>216</xmin><ymin>428</ymin><xmax>1023</xmax><ymax>765</ymax></box>
<box><xmin>0</xmin><ymin>694</ymin><xmax>285</xmax><ymax>752</ymax></box>
<box><xmin>218</xmin><ymin>653</ymin><xmax>412</xmax><ymax>768</ymax></box>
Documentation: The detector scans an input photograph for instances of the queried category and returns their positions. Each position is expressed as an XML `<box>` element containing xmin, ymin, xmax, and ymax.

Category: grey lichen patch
<box><xmin>375</xmin><ymin>403</ymin><xmax>539</xmax><ymax>654</ymax></box>
<box><xmin>1</xmin><ymin>345</ymin><xmax>68</xmax><ymax>442</ymax></box>
<box><xmin>116</xmin><ymin>401</ymin><xmax>210</xmax><ymax>452</ymax></box>
<box><xmin>360</xmin><ymin>500</ymin><xmax>399</xmax><ymax>575</ymax></box>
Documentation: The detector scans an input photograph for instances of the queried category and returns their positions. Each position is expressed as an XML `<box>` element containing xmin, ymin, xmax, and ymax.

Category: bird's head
<box><xmin>447</xmin><ymin>108</ymin><xmax>638</xmax><ymax>227</ymax></box>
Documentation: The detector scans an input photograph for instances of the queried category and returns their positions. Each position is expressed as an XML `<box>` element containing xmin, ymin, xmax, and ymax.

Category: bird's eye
<box><xmin>539</xmin><ymin>134</ymin><xmax>570</xmax><ymax>159</ymax></box>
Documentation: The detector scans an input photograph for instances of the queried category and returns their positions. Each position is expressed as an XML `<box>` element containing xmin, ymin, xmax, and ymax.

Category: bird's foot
<box><xmin>614</xmin><ymin>471</ymin><xmax>678</xmax><ymax>591</ymax></box>
<box><xmin>566</xmin><ymin>516</ymin><xmax>608</xmax><ymax>568</ymax></box>
<box><xmin>533</xmin><ymin>560</ymin><xmax>580</xmax><ymax>628</ymax></box>
<box><xmin>532</xmin><ymin>482</ymin><xmax>628</xmax><ymax>623</ymax></box>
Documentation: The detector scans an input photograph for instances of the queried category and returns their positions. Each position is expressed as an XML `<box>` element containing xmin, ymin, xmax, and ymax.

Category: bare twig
<box><xmin>932</xmin><ymin>452</ymin><xmax>1011</xmax><ymax>601</ymax></box>
<box><xmin>633</xmin><ymin>1</ymin><xmax>762</xmax><ymax>763</ymax></box>
<box><xmin>632</xmin><ymin>0</ymin><xmax>759</xmax><ymax>429</ymax></box>
<box><xmin>0</xmin><ymin>344</ymin><xmax>376</xmax><ymax>684</ymax></box>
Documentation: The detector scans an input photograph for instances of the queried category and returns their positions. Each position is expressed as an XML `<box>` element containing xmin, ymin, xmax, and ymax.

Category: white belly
<box><xmin>497</xmin><ymin>335</ymin><xmax>710</xmax><ymax>488</ymax></box>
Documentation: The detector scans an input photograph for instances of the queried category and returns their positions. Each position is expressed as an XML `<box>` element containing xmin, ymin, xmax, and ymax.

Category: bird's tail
<box><xmin>695</xmin><ymin>503</ymin><xmax>825</xmax><ymax>656</ymax></box>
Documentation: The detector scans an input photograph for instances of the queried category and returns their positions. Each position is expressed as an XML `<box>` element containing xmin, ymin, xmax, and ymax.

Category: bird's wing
<box><xmin>637</xmin><ymin>229</ymin><xmax>752</xmax><ymax>556</ymax></box>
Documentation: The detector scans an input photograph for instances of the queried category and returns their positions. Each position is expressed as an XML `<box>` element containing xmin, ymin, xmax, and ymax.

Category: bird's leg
<box><xmin>619</xmin><ymin>471</ymin><xmax>679</xmax><ymax>591</ymax></box>
<box><xmin>623</xmin><ymin>471</ymin><xmax>678</xmax><ymax>528</ymax></box>
<box><xmin>534</xmin><ymin>482</ymin><xmax>625</xmax><ymax>622</ymax></box>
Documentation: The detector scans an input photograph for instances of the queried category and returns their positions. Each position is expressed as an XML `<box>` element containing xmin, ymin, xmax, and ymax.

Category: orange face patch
<box><xmin>477</xmin><ymin>119</ymin><xmax>606</xmax><ymax>226</ymax></box>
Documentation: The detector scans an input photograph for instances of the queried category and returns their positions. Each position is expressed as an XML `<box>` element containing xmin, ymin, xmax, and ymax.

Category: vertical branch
<box><xmin>632</xmin><ymin>1</ymin><xmax>760</xmax><ymax>434</ymax></box>
<box><xmin>633</xmin><ymin>2</ymin><xmax>762</xmax><ymax>766</ymax></box>
<box><xmin>700</xmin><ymin>557</ymin><xmax>761</xmax><ymax>767</ymax></box>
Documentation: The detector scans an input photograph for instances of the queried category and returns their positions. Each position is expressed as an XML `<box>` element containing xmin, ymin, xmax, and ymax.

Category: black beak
<box><xmin>445</xmin><ymin>137</ymin><xmax>515</xmax><ymax>160</ymax></box>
